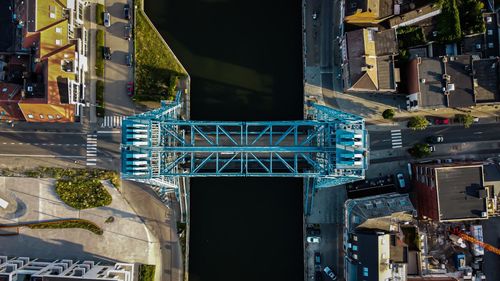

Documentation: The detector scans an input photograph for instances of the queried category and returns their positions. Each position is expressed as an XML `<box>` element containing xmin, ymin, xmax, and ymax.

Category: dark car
<box><xmin>125</xmin><ymin>54</ymin><xmax>132</xmax><ymax>67</ymax></box>
<box><xmin>315</xmin><ymin>271</ymin><xmax>324</xmax><ymax>281</ymax></box>
<box><xmin>124</xmin><ymin>4</ymin><xmax>130</xmax><ymax>20</ymax></box>
<box><xmin>426</xmin><ymin>135</ymin><xmax>444</xmax><ymax>144</ymax></box>
<box><xmin>314</xmin><ymin>252</ymin><xmax>321</xmax><ymax>265</ymax></box>
<box><xmin>103</xmin><ymin>47</ymin><xmax>111</xmax><ymax>60</ymax></box>
<box><xmin>126</xmin><ymin>82</ymin><xmax>134</xmax><ymax>97</ymax></box>
<box><xmin>125</xmin><ymin>24</ymin><xmax>132</xmax><ymax>40</ymax></box>
<box><xmin>307</xmin><ymin>227</ymin><xmax>321</xmax><ymax>236</ymax></box>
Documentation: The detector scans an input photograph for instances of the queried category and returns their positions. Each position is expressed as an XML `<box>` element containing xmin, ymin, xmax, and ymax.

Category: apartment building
<box><xmin>0</xmin><ymin>257</ymin><xmax>135</xmax><ymax>281</ymax></box>
<box><xmin>0</xmin><ymin>0</ymin><xmax>88</xmax><ymax>122</ymax></box>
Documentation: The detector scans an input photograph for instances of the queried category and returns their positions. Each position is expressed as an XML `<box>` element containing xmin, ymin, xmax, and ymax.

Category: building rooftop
<box><xmin>436</xmin><ymin>165</ymin><xmax>487</xmax><ymax>221</ymax></box>
<box><xmin>473</xmin><ymin>58</ymin><xmax>499</xmax><ymax>103</ymax></box>
<box><xmin>345</xmin><ymin>29</ymin><xmax>397</xmax><ymax>92</ymax></box>
<box><xmin>417</xmin><ymin>58</ymin><xmax>447</xmax><ymax>108</ymax></box>
<box><xmin>388</xmin><ymin>2</ymin><xmax>442</xmax><ymax>28</ymax></box>
<box><xmin>39</xmin><ymin>20</ymin><xmax>69</xmax><ymax>58</ymax></box>
<box><xmin>33</xmin><ymin>0</ymin><xmax>67</xmax><ymax>32</ymax></box>
<box><xmin>447</xmin><ymin>55</ymin><xmax>475</xmax><ymax>107</ymax></box>
<box><xmin>484</xmin><ymin>13</ymin><xmax>499</xmax><ymax>58</ymax></box>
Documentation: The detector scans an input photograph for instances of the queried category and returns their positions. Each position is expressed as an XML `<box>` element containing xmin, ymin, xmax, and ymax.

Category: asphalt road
<box><xmin>0</xmin><ymin>131</ymin><xmax>86</xmax><ymax>157</ymax></box>
<box><xmin>370</xmin><ymin>123</ymin><xmax>500</xmax><ymax>150</ymax></box>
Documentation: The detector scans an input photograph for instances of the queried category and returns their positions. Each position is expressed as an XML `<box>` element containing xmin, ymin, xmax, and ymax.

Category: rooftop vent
<box><xmin>447</xmin><ymin>83</ymin><xmax>455</xmax><ymax>91</ymax></box>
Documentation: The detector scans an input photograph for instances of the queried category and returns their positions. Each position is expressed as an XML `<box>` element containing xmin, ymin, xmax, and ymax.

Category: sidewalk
<box><xmin>366</xmin><ymin>116</ymin><xmax>500</xmax><ymax>131</ymax></box>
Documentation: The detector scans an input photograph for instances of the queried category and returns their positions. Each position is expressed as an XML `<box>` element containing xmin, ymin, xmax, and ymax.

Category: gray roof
<box><xmin>484</xmin><ymin>13</ymin><xmax>499</xmax><ymax>58</ymax></box>
<box><xmin>355</xmin><ymin>233</ymin><xmax>380</xmax><ymax>281</ymax></box>
<box><xmin>418</xmin><ymin>58</ymin><xmax>447</xmax><ymax>108</ymax></box>
<box><xmin>436</xmin><ymin>166</ymin><xmax>487</xmax><ymax>221</ymax></box>
<box><xmin>447</xmin><ymin>56</ymin><xmax>475</xmax><ymax>108</ymax></box>
<box><xmin>377</xmin><ymin>56</ymin><xmax>395</xmax><ymax>90</ymax></box>
<box><xmin>473</xmin><ymin>58</ymin><xmax>500</xmax><ymax>103</ymax></box>
<box><xmin>375</xmin><ymin>29</ymin><xmax>398</xmax><ymax>56</ymax></box>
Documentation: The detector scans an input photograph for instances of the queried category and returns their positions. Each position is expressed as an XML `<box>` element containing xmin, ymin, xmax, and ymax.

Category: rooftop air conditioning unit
<box><xmin>447</xmin><ymin>83</ymin><xmax>455</xmax><ymax>91</ymax></box>
<box><xmin>442</xmin><ymin>56</ymin><xmax>448</xmax><ymax>63</ymax></box>
<box><xmin>420</xmin><ymin>78</ymin><xmax>426</xmax><ymax>83</ymax></box>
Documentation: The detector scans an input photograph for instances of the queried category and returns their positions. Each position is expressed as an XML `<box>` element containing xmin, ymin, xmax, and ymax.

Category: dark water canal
<box><xmin>144</xmin><ymin>1</ymin><xmax>304</xmax><ymax>280</ymax></box>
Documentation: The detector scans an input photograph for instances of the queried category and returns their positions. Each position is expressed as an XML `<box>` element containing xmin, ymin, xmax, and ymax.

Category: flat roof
<box><xmin>473</xmin><ymin>58</ymin><xmax>499</xmax><ymax>103</ymax></box>
<box><xmin>447</xmin><ymin>55</ymin><xmax>475</xmax><ymax>108</ymax></box>
<box><xmin>418</xmin><ymin>58</ymin><xmax>447</xmax><ymax>108</ymax></box>
<box><xmin>436</xmin><ymin>165</ymin><xmax>487</xmax><ymax>221</ymax></box>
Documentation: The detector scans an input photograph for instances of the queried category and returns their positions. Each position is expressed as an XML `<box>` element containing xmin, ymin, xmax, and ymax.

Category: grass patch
<box><xmin>55</xmin><ymin>177</ymin><xmax>112</xmax><ymax>210</ymax></box>
<box><xmin>138</xmin><ymin>264</ymin><xmax>155</xmax><ymax>281</ymax></box>
<box><xmin>436</xmin><ymin>0</ymin><xmax>461</xmax><ymax>43</ymax></box>
<box><xmin>96</xmin><ymin>29</ymin><xmax>105</xmax><ymax>78</ymax></box>
<box><xmin>96</xmin><ymin>80</ymin><xmax>105</xmax><ymax>117</ymax></box>
<box><xmin>135</xmin><ymin>10</ymin><xmax>187</xmax><ymax>102</ymax></box>
<box><xmin>96</xmin><ymin>4</ymin><xmax>105</xmax><ymax>26</ymax></box>
<box><xmin>29</xmin><ymin>219</ymin><xmax>103</xmax><ymax>235</ymax></box>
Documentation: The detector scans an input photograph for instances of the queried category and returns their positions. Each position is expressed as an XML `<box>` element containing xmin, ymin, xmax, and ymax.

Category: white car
<box><xmin>306</xmin><ymin>236</ymin><xmax>320</xmax><ymax>243</ymax></box>
<box><xmin>104</xmin><ymin>12</ymin><xmax>111</xmax><ymax>27</ymax></box>
<box><xmin>323</xmin><ymin>266</ymin><xmax>337</xmax><ymax>280</ymax></box>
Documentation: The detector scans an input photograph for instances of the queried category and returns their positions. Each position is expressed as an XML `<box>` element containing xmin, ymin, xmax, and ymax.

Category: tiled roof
<box><xmin>45</xmin><ymin>44</ymin><xmax>76</xmax><ymax>104</ymax></box>
<box><xmin>18</xmin><ymin>103</ymin><xmax>74</xmax><ymax>122</ymax></box>
<box><xmin>35</xmin><ymin>0</ymin><xmax>67</xmax><ymax>32</ymax></box>
<box><xmin>0</xmin><ymin>82</ymin><xmax>23</xmax><ymax>120</ymax></box>
<box><xmin>39</xmin><ymin>20</ymin><xmax>69</xmax><ymax>58</ymax></box>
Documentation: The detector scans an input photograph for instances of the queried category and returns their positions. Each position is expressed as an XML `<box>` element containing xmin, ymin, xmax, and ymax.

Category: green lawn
<box><xmin>29</xmin><ymin>219</ymin><xmax>103</xmax><ymax>235</ymax></box>
<box><xmin>96</xmin><ymin>80</ymin><xmax>105</xmax><ymax>117</ymax></box>
<box><xmin>96</xmin><ymin>29</ymin><xmax>105</xmax><ymax>78</ymax></box>
<box><xmin>96</xmin><ymin>4</ymin><xmax>105</xmax><ymax>26</ymax></box>
<box><xmin>138</xmin><ymin>264</ymin><xmax>155</xmax><ymax>281</ymax></box>
<box><xmin>135</xmin><ymin>10</ymin><xmax>187</xmax><ymax>102</ymax></box>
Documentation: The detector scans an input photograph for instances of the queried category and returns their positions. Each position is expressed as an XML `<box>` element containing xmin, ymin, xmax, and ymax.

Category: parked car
<box><xmin>426</xmin><ymin>135</ymin><xmax>444</xmax><ymax>144</ymax></box>
<box><xmin>473</xmin><ymin>117</ymin><xmax>480</xmax><ymax>123</ymax></box>
<box><xmin>125</xmin><ymin>54</ymin><xmax>132</xmax><ymax>67</ymax></box>
<box><xmin>126</xmin><ymin>82</ymin><xmax>134</xmax><ymax>97</ymax></box>
<box><xmin>103</xmin><ymin>47</ymin><xmax>111</xmax><ymax>60</ymax></box>
<box><xmin>124</xmin><ymin>4</ymin><xmax>130</xmax><ymax>20</ymax></box>
<box><xmin>315</xmin><ymin>271</ymin><xmax>324</xmax><ymax>281</ymax></box>
<box><xmin>323</xmin><ymin>267</ymin><xmax>337</xmax><ymax>280</ymax></box>
<box><xmin>125</xmin><ymin>24</ymin><xmax>132</xmax><ymax>40</ymax></box>
<box><xmin>312</xmin><ymin>12</ymin><xmax>318</xmax><ymax>20</ymax></box>
<box><xmin>314</xmin><ymin>252</ymin><xmax>321</xmax><ymax>265</ymax></box>
<box><xmin>103</xmin><ymin>12</ymin><xmax>111</xmax><ymax>27</ymax></box>
<box><xmin>307</xmin><ymin>236</ymin><xmax>320</xmax><ymax>243</ymax></box>
<box><xmin>428</xmin><ymin>144</ymin><xmax>436</xmax><ymax>152</ymax></box>
<box><xmin>434</xmin><ymin>118</ymin><xmax>450</xmax><ymax>125</ymax></box>
<box><xmin>396</xmin><ymin>173</ymin><xmax>405</xmax><ymax>189</ymax></box>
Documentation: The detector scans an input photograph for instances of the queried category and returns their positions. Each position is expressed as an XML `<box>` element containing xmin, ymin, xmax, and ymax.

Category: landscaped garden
<box><xmin>436</xmin><ymin>0</ymin><xmax>461</xmax><ymax>43</ymax></box>
<box><xmin>28</xmin><ymin>219</ymin><xmax>103</xmax><ymax>235</ymax></box>
<box><xmin>55</xmin><ymin>177</ymin><xmax>112</xmax><ymax>210</ymax></box>
<box><xmin>135</xmin><ymin>7</ymin><xmax>187</xmax><ymax>102</ymax></box>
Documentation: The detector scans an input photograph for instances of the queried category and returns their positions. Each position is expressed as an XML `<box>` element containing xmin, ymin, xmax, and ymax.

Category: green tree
<box><xmin>456</xmin><ymin>113</ymin><xmax>474</xmax><ymax>128</ymax></box>
<box><xmin>437</xmin><ymin>0</ymin><xmax>462</xmax><ymax>42</ymax></box>
<box><xmin>459</xmin><ymin>0</ymin><xmax>485</xmax><ymax>35</ymax></box>
<box><xmin>407</xmin><ymin>116</ymin><xmax>429</xmax><ymax>130</ymax></box>
<box><xmin>409</xmin><ymin>143</ymin><xmax>432</xmax><ymax>158</ymax></box>
<box><xmin>382</xmin><ymin>109</ymin><xmax>396</xmax><ymax>120</ymax></box>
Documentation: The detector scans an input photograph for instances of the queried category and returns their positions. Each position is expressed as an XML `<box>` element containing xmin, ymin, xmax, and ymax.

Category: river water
<box><xmin>144</xmin><ymin>1</ymin><xmax>304</xmax><ymax>280</ymax></box>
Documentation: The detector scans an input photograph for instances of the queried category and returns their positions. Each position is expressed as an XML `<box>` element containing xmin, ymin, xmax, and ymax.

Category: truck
<box><xmin>470</xmin><ymin>225</ymin><xmax>484</xmax><ymax>256</ymax></box>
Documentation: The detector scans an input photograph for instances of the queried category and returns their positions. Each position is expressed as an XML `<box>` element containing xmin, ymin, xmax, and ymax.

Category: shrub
<box><xmin>96</xmin><ymin>4</ymin><xmax>105</xmax><ymax>26</ymax></box>
<box><xmin>456</xmin><ymin>113</ymin><xmax>474</xmax><ymax>128</ymax></box>
<box><xmin>382</xmin><ymin>109</ymin><xmax>395</xmax><ymax>119</ymax></box>
<box><xmin>138</xmin><ymin>265</ymin><xmax>155</xmax><ymax>281</ymax></box>
<box><xmin>55</xmin><ymin>177</ymin><xmax>112</xmax><ymax>209</ymax></box>
<box><xmin>397</xmin><ymin>26</ymin><xmax>426</xmax><ymax>48</ymax></box>
<box><xmin>407</xmin><ymin>116</ymin><xmax>429</xmax><ymax>130</ymax></box>
<box><xmin>29</xmin><ymin>219</ymin><xmax>103</xmax><ymax>235</ymax></box>
<box><xmin>409</xmin><ymin>143</ymin><xmax>432</xmax><ymax>158</ymax></box>
<box><xmin>95</xmin><ymin>30</ymin><xmax>105</xmax><ymax>78</ymax></box>
<box><xmin>96</xmin><ymin>80</ymin><xmax>105</xmax><ymax>117</ymax></box>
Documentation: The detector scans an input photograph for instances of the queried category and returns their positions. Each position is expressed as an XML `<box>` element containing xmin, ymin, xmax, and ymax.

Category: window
<box><xmin>488</xmin><ymin>43</ymin><xmax>494</xmax><ymax>49</ymax></box>
<box><xmin>363</xmin><ymin>267</ymin><xmax>369</xmax><ymax>277</ymax></box>
<box><xmin>49</xmin><ymin>5</ymin><xmax>56</xmax><ymax>19</ymax></box>
<box><xmin>27</xmin><ymin>114</ymin><xmax>34</xmax><ymax>119</ymax></box>
<box><xmin>352</xmin><ymin>245</ymin><xmax>358</xmax><ymax>251</ymax></box>
<box><xmin>55</xmin><ymin>39</ymin><xmax>61</xmax><ymax>46</ymax></box>
<box><xmin>48</xmin><ymin>115</ymin><xmax>54</xmax><ymax>119</ymax></box>
<box><xmin>56</xmin><ymin>114</ymin><xmax>62</xmax><ymax>119</ymax></box>
<box><xmin>56</xmin><ymin>27</ymin><xmax>62</xmax><ymax>33</ymax></box>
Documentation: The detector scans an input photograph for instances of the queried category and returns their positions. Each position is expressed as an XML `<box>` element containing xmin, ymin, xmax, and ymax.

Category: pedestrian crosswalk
<box><xmin>391</xmin><ymin>129</ymin><xmax>403</xmax><ymax>148</ymax></box>
<box><xmin>101</xmin><ymin>115</ymin><xmax>124</xmax><ymax>128</ymax></box>
<box><xmin>86</xmin><ymin>134</ymin><xmax>97</xmax><ymax>166</ymax></box>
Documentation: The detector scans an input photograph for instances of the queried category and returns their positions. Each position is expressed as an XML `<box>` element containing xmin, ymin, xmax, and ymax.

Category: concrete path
<box><xmin>0</xmin><ymin>177</ymin><xmax>155</xmax><ymax>264</ymax></box>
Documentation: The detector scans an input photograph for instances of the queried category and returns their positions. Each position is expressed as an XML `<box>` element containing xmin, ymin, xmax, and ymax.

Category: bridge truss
<box><xmin>121</xmin><ymin>92</ymin><xmax>369</xmax><ymax>200</ymax></box>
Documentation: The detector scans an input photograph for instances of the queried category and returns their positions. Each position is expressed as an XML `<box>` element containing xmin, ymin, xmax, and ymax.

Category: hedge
<box><xmin>96</xmin><ymin>80</ymin><xmax>105</xmax><ymax>117</ymax></box>
<box><xmin>96</xmin><ymin>29</ymin><xmax>105</xmax><ymax>78</ymax></box>
<box><xmin>29</xmin><ymin>219</ymin><xmax>103</xmax><ymax>235</ymax></box>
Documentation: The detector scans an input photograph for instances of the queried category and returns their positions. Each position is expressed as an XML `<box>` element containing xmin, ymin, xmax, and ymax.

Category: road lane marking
<box><xmin>0</xmin><ymin>154</ymin><xmax>85</xmax><ymax>158</ymax></box>
<box><xmin>86</xmin><ymin>135</ymin><xmax>98</xmax><ymax>166</ymax></box>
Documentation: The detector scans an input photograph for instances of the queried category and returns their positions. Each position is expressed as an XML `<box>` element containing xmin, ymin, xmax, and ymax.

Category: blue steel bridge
<box><xmin>121</xmin><ymin>92</ymin><xmax>369</xmax><ymax>212</ymax></box>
